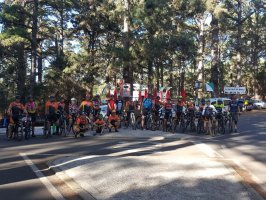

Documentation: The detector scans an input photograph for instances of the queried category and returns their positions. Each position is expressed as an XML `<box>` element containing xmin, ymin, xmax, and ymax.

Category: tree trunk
<box><xmin>236</xmin><ymin>0</ymin><xmax>242</xmax><ymax>86</ymax></box>
<box><xmin>30</xmin><ymin>0</ymin><xmax>38</xmax><ymax>95</ymax></box>
<box><xmin>17</xmin><ymin>44</ymin><xmax>26</xmax><ymax>98</ymax></box>
<box><xmin>197</xmin><ymin>17</ymin><xmax>205</xmax><ymax>98</ymax></box>
<box><xmin>160</xmin><ymin>65</ymin><xmax>163</xmax><ymax>87</ymax></box>
<box><xmin>210</xmin><ymin>14</ymin><xmax>219</xmax><ymax>97</ymax></box>
<box><xmin>122</xmin><ymin>0</ymin><xmax>133</xmax><ymax>95</ymax></box>
<box><xmin>37</xmin><ymin>46</ymin><xmax>43</xmax><ymax>83</ymax></box>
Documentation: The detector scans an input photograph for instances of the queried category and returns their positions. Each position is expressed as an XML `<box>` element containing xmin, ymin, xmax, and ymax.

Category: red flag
<box><xmin>138</xmin><ymin>90</ymin><xmax>142</xmax><ymax>102</ymax></box>
<box><xmin>144</xmin><ymin>89</ymin><xmax>148</xmax><ymax>98</ymax></box>
<box><xmin>113</xmin><ymin>89</ymin><xmax>118</xmax><ymax>101</ymax></box>
<box><xmin>160</xmin><ymin>91</ymin><xmax>163</xmax><ymax>101</ymax></box>
<box><xmin>181</xmin><ymin>88</ymin><xmax>186</xmax><ymax>103</ymax></box>
<box><xmin>166</xmin><ymin>90</ymin><xmax>171</xmax><ymax>100</ymax></box>
<box><xmin>106</xmin><ymin>89</ymin><xmax>110</xmax><ymax>99</ymax></box>
<box><xmin>153</xmin><ymin>88</ymin><xmax>157</xmax><ymax>100</ymax></box>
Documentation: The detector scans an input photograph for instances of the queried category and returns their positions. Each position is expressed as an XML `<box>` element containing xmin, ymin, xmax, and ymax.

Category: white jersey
<box><xmin>202</xmin><ymin>105</ymin><xmax>217</xmax><ymax>116</ymax></box>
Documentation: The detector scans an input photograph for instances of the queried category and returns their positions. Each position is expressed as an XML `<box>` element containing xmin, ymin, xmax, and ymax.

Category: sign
<box><xmin>224</xmin><ymin>87</ymin><xmax>246</xmax><ymax>94</ymax></box>
<box><xmin>122</xmin><ymin>83</ymin><xmax>131</xmax><ymax>97</ymax></box>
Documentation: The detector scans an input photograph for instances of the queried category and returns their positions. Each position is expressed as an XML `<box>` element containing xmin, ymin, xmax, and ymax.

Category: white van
<box><xmin>207</xmin><ymin>98</ymin><xmax>231</xmax><ymax>110</ymax></box>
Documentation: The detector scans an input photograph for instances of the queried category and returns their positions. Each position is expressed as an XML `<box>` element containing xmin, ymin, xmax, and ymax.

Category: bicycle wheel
<box><xmin>135</xmin><ymin>116</ymin><xmax>142</xmax><ymax>129</ymax></box>
<box><xmin>59</xmin><ymin>119</ymin><xmax>66</xmax><ymax>136</ymax></box>
<box><xmin>17</xmin><ymin>123</ymin><xmax>24</xmax><ymax>141</ymax></box>
<box><xmin>228</xmin><ymin>119</ymin><xmax>233</xmax><ymax>133</ymax></box>
<box><xmin>190</xmin><ymin>121</ymin><xmax>196</xmax><ymax>132</ymax></box>
<box><xmin>196</xmin><ymin>120</ymin><xmax>202</xmax><ymax>134</ymax></box>
<box><xmin>130</xmin><ymin>113</ymin><xmax>136</xmax><ymax>130</ymax></box>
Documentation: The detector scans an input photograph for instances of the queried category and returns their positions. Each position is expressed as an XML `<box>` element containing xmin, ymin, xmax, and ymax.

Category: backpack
<box><xmin>143</xmin><ymin>98</ymin><xmax>152</xmax><ymax>109</ymax></box>
<box><xmin>204</xmin><ymin>106</ymin><xmax>212</xmax><ymax>117</ymax></box>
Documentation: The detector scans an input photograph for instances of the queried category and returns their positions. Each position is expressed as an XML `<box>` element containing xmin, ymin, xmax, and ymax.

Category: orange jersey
<box><xmin>108</xmin><ymin>115</ymin><xmax>119</xmax><ymax>122</ymax></box>
<box><xmin>45</xmin><ymin>101</ymin><xmax>59</xmax><ymax>114</ymax></box>
<box><xmin>8</xmin><ymin>102</ymin><xmax>25</xmax><ymax>115</ymax></box>
<box><xmin>95</xmin><ymin>119</ymin><xmax>105</xmax><ymax>126</ymax></box>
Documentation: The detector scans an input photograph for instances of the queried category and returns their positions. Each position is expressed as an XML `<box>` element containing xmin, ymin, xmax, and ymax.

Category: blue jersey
<box><xmin>229</xmin><ymin>100</ymin><xmax>239</xmax><ymax>113</ymax></box>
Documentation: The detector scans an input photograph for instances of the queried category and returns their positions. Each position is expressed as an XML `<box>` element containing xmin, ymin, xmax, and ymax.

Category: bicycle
<box><xmin>58</xmin><ymin>111</ymin><xmax>67</xmax><ymax>136</ymax></box>
<box><xmin>196</xmin><ymin>112</ymin><xmax>204</xmax><ymax>134</ymax></box>
<box><xmin>182</xmin><ymin>111</ymin><xmax>196</xmax><ymax>133</ymax></box>
<box><xmin>216</xmin><ymin>112</ymin><xmax>225</xmax><ymax>135</ymax></box>
<box><xmin>124</xmin><ymin>111</ymin><xmax>136</xmax><ymax>130</ymax></box>
<box><xmin>7</xmin><ymin>114</ymin><xmax>30</xmax><ymax>141</ymax></box>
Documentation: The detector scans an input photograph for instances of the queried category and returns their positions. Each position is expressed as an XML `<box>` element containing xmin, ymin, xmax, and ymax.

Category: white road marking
<box><xmin>20</xmin><ymin>153</ymin><xmax>65</xmax><ymax>200</ymax></box>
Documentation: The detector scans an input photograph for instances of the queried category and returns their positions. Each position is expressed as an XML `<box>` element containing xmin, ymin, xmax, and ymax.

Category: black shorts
<box><xmin>164</xmin><ymin>110</ymin><xmax>172</xmax><ymax>119</ymax></box>
<box><xmin>142</xmin><ymin>109</ymin><xmax>150</xmax><ymax>116</ymax></box>
<box><xmin>47</xmin><ymin>114</ymin><xmax>58</xmax><ymax>123</ymax></box>
<box><xmin>28</xmin><ymin>113</ymin><xmax>36</xmax><ymax>123</ymax></box>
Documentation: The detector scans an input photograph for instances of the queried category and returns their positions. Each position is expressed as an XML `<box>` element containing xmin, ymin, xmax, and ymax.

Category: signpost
<box><xmin>224</xmin><ymin>87</ymin><xmax>246</xmax><ymax>94</ymax></box>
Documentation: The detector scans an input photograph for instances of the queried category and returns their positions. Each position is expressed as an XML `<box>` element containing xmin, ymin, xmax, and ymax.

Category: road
<box><xmin>0</xmin><ymin>110</ymin><xmax>265</xmax><ymax>200</ymax></box>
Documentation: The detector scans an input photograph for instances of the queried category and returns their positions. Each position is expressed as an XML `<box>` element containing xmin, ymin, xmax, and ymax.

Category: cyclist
<box><xmin>163</xmin><ymin>98</ymin><xmax>173</xmax><ymax>131</ymax></box>
<box><xmin>108</xmin><ymin>110</ymin><xmax>120</xmax><ymax>132</ymax></box>
<box><xmin>45</xmin><ymin>95</ymin><xmax>59</xmax><ymax>135</ymax></box>
<box><xmin>116</xmin><ymin>95</ymin><xmax>124</xmax><ymax>115</ymax></box>
<box><xmin>7</xmin><ymin>95</ymin><xmax>27</xmax><ymax>140</ymax></box>
<box><xmin>214</xmin><ymin>99</ymin><xmax>226</xmax><ymax>113</ymax></box>
<box><xmin>92</xmin><ymin>94</ymin><xmax>101</xmax><ymax>119</ymax></box>
<box><xmin>174</xmin><ymin>98</ymin><xmax>184</xmax><ymax>122</ymax></box>
<box><xmin>153</xmin><ymin>96</ymin><xmax>163</xmax><ymax>120</ymax></box>
<box><xmin>228</xmin><ymin>95</ymin><xmax>240</xmax><ymax>132</ymax></box>
<box><xmin>69</xmin><ymin>97</ymin><xmax>79</xmax><ymax>131</ymax></box>
<box><xmin>107</xmin><ymin>95</ymin><xmax>116</xmax><ymax>116</ymax></box>
<box><xmin>141</xmin><ymin>93</ymin><xmax>153</xmax><ymax>130</ymax></box>
<box><xmin>25</xmin><ymin>95</ymin><xmax>37</xmax><ymax>137</ymax></box>
<box><xmin>202</xmin><ymin>100</ymin><xmax>217</xmax><ymax>135</ymax></box>
<box><xmin>80</xmin><ymin>94</ymin><xmax>93</xmax><ymax>117</ymax></box>
<box><xmin>199</xmin><ymin>99</ymin><xmax>206</xmax><ymax>112</ymax></box>
<box><xmin>93</xmin><ymin>114</ymin><xmax>106</xmax><ymax>135</ymax></box>
<box><xmin>124</xmin><ymin>97</ymin><xmax>135</xmax><ymax>126</ymax></box>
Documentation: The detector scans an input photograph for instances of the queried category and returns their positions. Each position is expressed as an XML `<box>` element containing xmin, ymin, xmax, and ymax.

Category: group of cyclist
<box><xmin>5</xmin><ymin>91</ymin><xmax>241</xmax><ymax>140</ymax></box>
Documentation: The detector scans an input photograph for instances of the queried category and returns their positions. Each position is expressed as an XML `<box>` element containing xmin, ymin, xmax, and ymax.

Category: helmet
<box><xmin>188</xmin><ymin>102</ymin><xmax>193</xmax><ymax>106</ymax></box>
<box><xmin>111</xmin><ymin>110</ymin><xmax>116</xmax><ymax>113</ymax></box>
<box><xmin>217</xmin><ymin>99</ymin><xmax>223</xmax><ymax>104</ymax></box>
<box><xmin>49</xmin><ymin>95</ymin><xmax>55</xmax><ymax>99</ymax></box>
<box><xmin>28</xmin><ymin>95</ymin><xmax>33</xmax><ymax>100</ymax></box>
<box><xmin>15</xmin><ymin>95</ymin><xmax>21</xmax><ymax>100</ymax></box>
<box><xmin>201</xmin><ymin>98</ymin><xmax>205</xmax><ymax>103</ymax></box>
<box><xmin>178</xmin><ymin>96</ymin><xmax>182</xmax><ymax>99</ymax></box>
<box><xmin>71</xmin><ymin>97</ymin><xmax>77</xmax><ymax>101</ymax></box>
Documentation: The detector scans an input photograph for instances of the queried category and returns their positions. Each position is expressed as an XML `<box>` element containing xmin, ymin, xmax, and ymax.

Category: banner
<box><xmin>224</xmin><ymin>87</ymin><xmax>246</xmax><ymax>94</ymax></box>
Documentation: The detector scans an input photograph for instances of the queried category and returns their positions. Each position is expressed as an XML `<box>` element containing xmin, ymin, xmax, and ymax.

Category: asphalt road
<box><xmin>0</xmin><ymin>110</ymin><xmax>265</xmax><ymax>200</ymax></box>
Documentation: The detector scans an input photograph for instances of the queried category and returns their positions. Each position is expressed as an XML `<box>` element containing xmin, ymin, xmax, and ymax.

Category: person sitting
<box><xmin>93</xmin><ymin>114</ymin><xmax>106</xmax><ymax>135</ymax></box>
<box><xmin>108</xmin><ymin>110</ymin><xmax>120</xmax><ymax>132</ymax></box>
<box><xmin>73</xmin><ymin>112</ymin><xmax>89</xmax><ymax>137</ymax></box>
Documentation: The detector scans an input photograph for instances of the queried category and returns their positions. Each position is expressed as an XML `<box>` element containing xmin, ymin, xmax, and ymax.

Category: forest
<box><xmin>0</xmin><ymin>0</ymin><xmax>265</xmax><ymax>113</ymax></box>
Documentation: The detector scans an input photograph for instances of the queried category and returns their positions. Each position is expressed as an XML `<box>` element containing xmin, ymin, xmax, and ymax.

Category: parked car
<box><xmin>207</xmin><ymin>98</ymin><xmax>231</xmax><ymax>111</ymax></box>
<box><xmin>253</xmin><ymin>99</ymin><xmax>266</xmax><ymax>109</ymax></box>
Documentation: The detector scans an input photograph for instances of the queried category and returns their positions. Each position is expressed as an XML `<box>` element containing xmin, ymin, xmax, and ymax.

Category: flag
<box><xmin>144</xmin><ymin>89</ymin><xmax>148</xmax><ymax>98</ymax></box>
<box><xmin>160</xmin><ymin>91</ymin><xmax>163</xmax><ymax>101</ymax></box>
<box><xmin>153</xmin><ymin>88</ymin><xmax>157</xmax><ymax>100</ymax></box>
<box><xmin>206</xmin><ymin>82</ymin><xmax>214</xmax><ymax>92</ymax></box>
<box><xmin>181</xmin><ymin>88</ymin><xmax>186</xmax><ymax>103</ymax></box>
<box><xmin>138</xmin><ymin>90</ymin><xmax>142</xmax><ymax>102</ymax></box>
<box><xmin>113</xmin><ymin>89</ymin><xmax>118</xmax><ymax>101</ymax></box>
<box><xmin>166</xmin><ymin>90</ymin><xmax>171</xmax><ymax>100</ymax></box>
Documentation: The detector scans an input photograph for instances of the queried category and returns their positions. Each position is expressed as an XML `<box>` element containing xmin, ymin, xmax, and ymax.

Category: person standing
<box><xmin>228</xmin><ymin>95</ymin><xmax>240</xmax><ymax>132</ymax></box>
<box><xmin>25</xmin><ymin>95</ymin><xmax>37</xmax><ymax>137</ymax></box>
